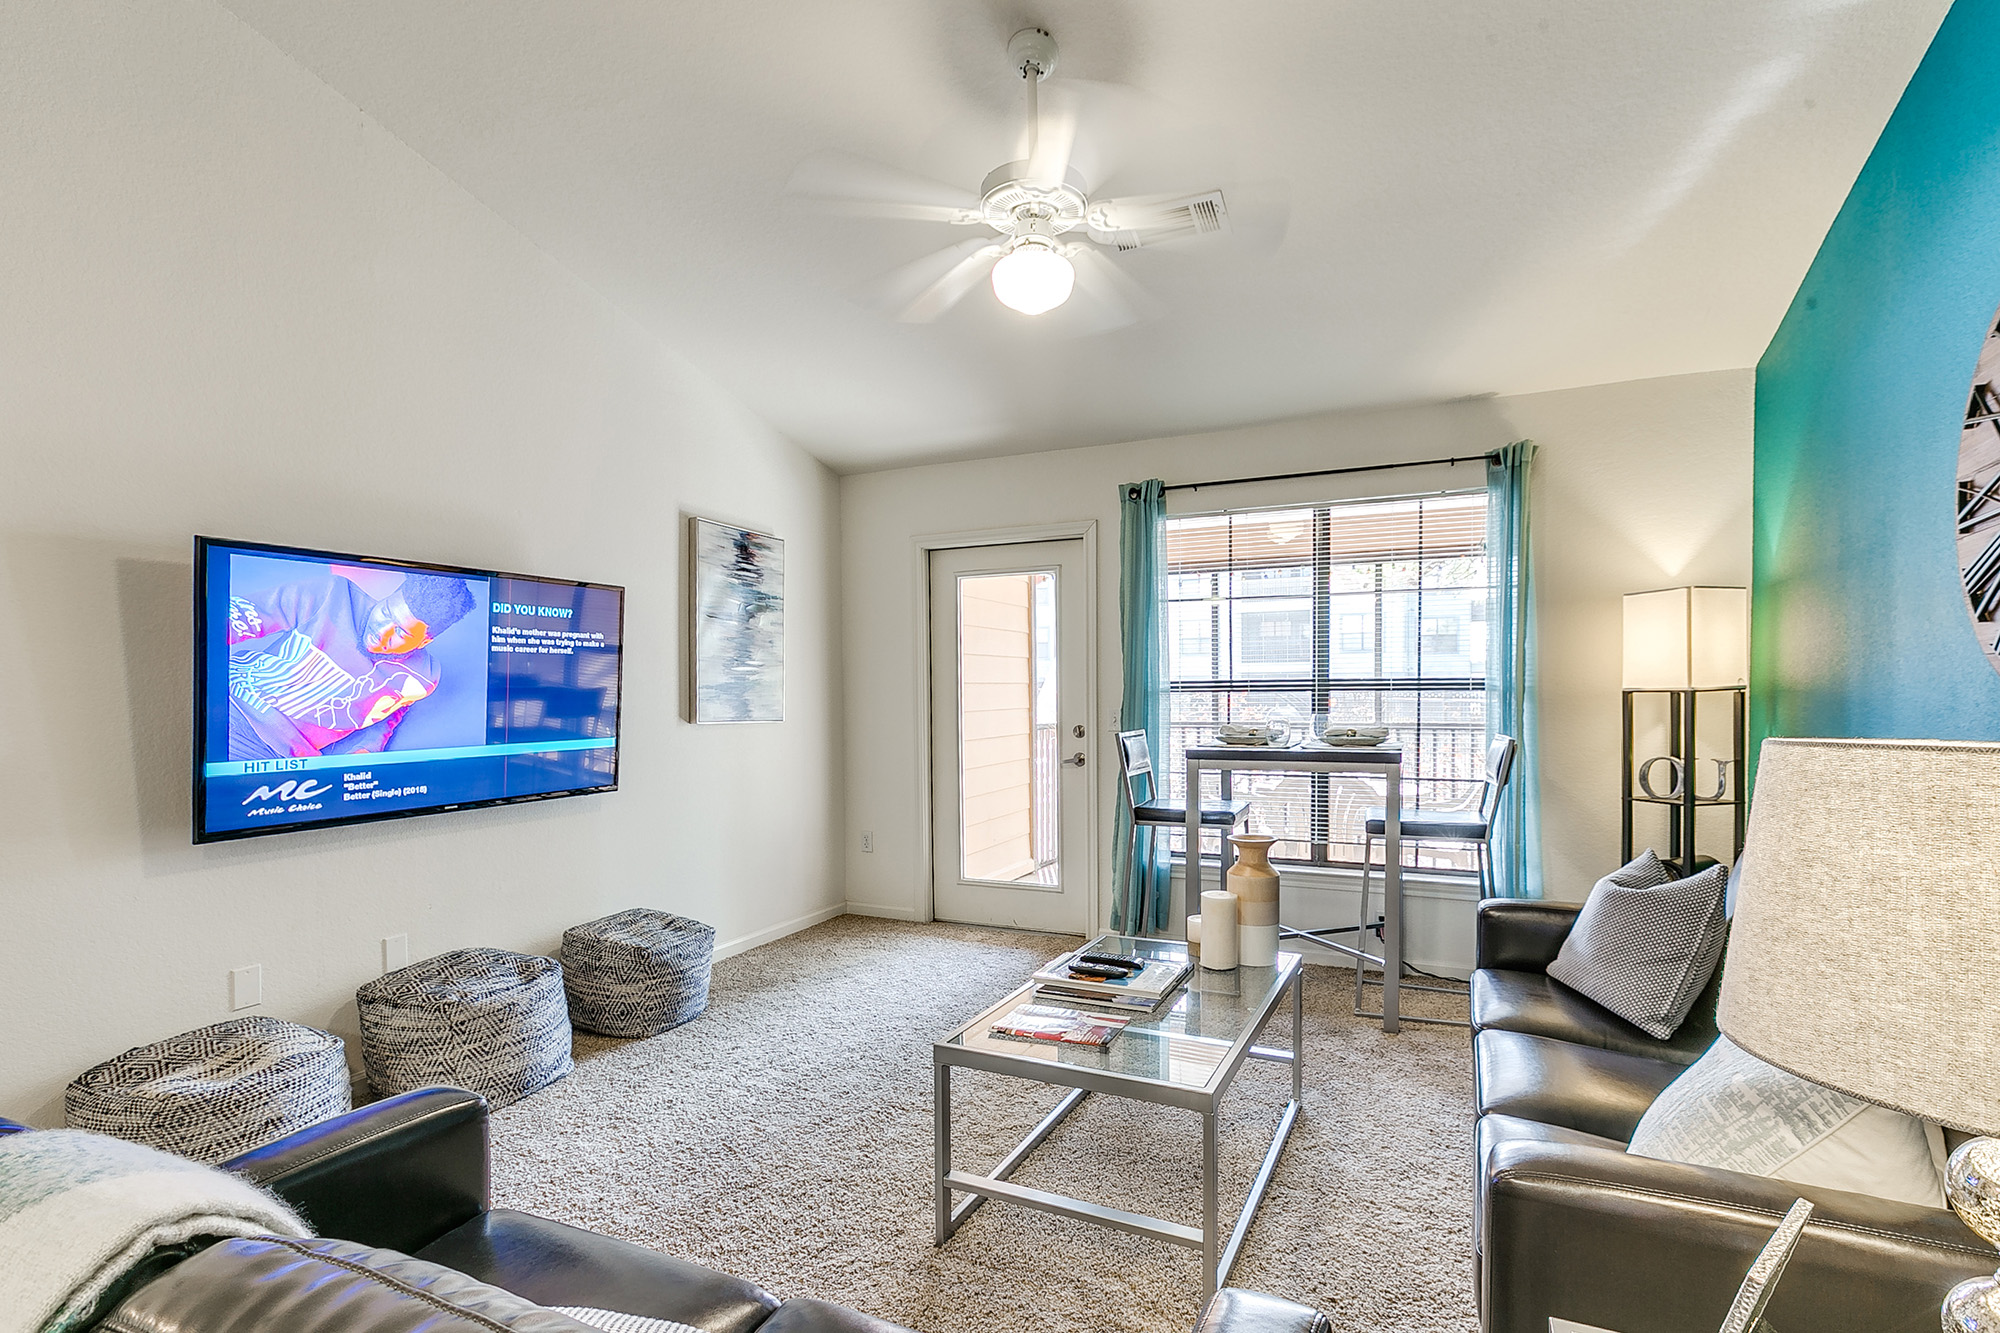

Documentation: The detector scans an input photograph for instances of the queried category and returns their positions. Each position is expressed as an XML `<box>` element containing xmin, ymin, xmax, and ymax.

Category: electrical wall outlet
<box><xmin>860</xmin><ymin>831</ymin><xmax>874</xmax><ymax>853</ymax></box>
<box><xmin>229</xmin><ymin>964</ymin><xmax>263</xmax><ymax>1011</ymax></box>
<box><xmin>382</xmin><ymin>934</ymin><xmax>409</xmax><ymax>973</ymax></box>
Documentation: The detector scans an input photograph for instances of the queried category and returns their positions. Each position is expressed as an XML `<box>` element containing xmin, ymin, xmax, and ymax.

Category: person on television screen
<box><xmin>224</xmin><ymin>570</ymin><xmax>476</xmax><ymax>760</ymax></box>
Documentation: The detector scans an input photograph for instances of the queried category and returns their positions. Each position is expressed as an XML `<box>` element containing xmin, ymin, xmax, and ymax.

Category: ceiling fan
<box><xmin>786</xmin><ymin>28</ymin><xmax>1232</xmax><ymax>325</ymax></box>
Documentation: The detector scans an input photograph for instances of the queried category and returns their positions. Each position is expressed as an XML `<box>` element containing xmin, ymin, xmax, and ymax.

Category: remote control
<box><xmin>1067</xmin><ymin>963</ymin><xmax>1133</xmax><ymax>980</ymax></box>
<box><xmin>1076</xmin><ymin>952</ymin><xmax>1142</xmax><ymax>970</ymax></box>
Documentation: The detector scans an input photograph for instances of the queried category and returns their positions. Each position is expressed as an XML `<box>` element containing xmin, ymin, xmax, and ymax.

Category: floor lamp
<box><xmin>1621</xmin><ymin>586</ymin><xmax>1748</xmax><ymax>873</ymax></box>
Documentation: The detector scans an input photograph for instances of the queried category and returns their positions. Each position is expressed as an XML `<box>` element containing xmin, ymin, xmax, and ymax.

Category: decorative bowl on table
<box><xmin>1215</xmin><ymin>722</ymin><xmax>1290</xmax><ymax>746</ymax></box>
<box><xmin>1316</xmin><ymin>725</ymin><xmax>1391</xmax><ymax>746</ymax></box>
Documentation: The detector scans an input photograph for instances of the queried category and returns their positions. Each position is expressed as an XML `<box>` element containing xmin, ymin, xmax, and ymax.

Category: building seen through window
<box><xmin>1161</xmin><ymin>491</ymin><xmax>1489</xmax><ymax>874</ymax></box>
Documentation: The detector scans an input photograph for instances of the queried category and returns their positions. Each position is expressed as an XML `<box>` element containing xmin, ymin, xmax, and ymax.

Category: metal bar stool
<box><xmin>1116</xmin><ymin>730</ymin><xmax>1253</xmax><ymax>931</ymax></box>
<box><xmin>1353</xmin><ymin>734</ymin><xmax>1517</xmax><ymax>1027</ymax></box>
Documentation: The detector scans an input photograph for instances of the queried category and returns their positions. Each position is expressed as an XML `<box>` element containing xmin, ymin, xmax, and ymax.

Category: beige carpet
<box><xmin>490</xmin><ymin>915</ymin><xmax>1478</xmax><ymax>1333</ymax></box>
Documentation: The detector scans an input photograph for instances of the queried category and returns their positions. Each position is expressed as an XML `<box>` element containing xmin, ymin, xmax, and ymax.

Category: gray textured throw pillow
<box><xmin>1547</xmin><ymin>851</ymin><xmax>1729</xmax><ymax>1039</ymax></box>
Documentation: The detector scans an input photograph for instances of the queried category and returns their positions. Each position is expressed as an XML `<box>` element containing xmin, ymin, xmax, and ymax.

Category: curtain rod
<box><xmin>1153</xmin><ymin>451</ymin><xmax>1498</xmax><ymax>496</ymax></box>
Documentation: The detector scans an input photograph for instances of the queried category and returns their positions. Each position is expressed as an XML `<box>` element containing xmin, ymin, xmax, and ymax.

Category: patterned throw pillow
<box><xmin>1629</xmin><ymin>1037</ymin><xmax>1948</xmax><ymax>1207</ymax></box>
<box><xmin>1547</xmin><ymin>850</ymin><xmax>1729</xmax><ymax>1039</ymax></box>
<box><xmin>554</xmin><ymin>1310</ymin><xmax>704</xmax><ymax>1333</ymax></box>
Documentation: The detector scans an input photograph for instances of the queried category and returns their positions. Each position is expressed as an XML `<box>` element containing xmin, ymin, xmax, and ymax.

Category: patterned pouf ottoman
<box><xmin>355</xmin><ymin>948</ymin><xmax>573</xmax><ymax>1109</ymax></box>
<box><xmin>560</xmin><ymin>909</ymin><xmax>716</xmax><ymax>1038</ymax></box>
<box><xmin>65</xmin><ymin>1015</ymin><xmax>349</xmax><ymax>1164</ymax></box>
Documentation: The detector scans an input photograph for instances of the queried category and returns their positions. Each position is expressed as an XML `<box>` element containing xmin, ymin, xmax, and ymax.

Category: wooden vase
<box><xmin>1227</xmin><ymin>835</ymin><xmax>1280</xmax><ymax>968</ymax></box>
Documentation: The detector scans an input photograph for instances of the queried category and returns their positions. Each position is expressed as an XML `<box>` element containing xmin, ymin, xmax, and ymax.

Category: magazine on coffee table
<box><xmin>1031</xmin><ymin>941</ymin><xmax>1189</xmax><ymax>1006</ymax></box>
<box><xmin>989</xmin><ymin>1003</ymin><xmax>1133</xmax><ymax>1047</ymax></box>
<box><xmin>1031</xmin><ymin>981</ymin><xmax>1178</xmax><ymax>1013</ymax></box>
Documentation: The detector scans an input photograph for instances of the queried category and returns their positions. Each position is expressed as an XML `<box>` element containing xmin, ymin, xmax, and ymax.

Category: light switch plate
<box><xmin>382</xmin><ymin>934</ymin><xmax>409</xmax><ymax>973</ymax></box>
<box><xmin>229</xmin><ymin>964</ymin><xmax>263</xmax><ymax>1011</ymax></box>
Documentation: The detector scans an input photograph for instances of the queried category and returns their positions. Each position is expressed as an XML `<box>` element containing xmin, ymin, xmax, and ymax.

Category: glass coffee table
<box><xmin>933</xmin><ymin>935</ymin><xmax>1303</xmax><ymax>1300</ymax></box>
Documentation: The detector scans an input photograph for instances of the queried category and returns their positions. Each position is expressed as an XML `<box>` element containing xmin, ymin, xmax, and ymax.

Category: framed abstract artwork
<box><xmin>1961</xmin><ymin>305</ymin><xmax>2000</xmax><ymax>671</ymax></box>
<box><xmin>687</xmin><ymin>517</ymin><xmax>785</xmax><ymax>723</ymax></box>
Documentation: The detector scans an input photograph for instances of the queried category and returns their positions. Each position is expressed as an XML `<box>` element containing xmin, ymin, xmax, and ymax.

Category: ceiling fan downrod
<box><xmin>991</xmin><ymin>29</ymin><xmax>1075</xmax><ymax>315</ymax></box>
<box><xmin>1008</xmin><ymin>27</ymin><xmax>1057</xmax><ymax>163</ymax></box>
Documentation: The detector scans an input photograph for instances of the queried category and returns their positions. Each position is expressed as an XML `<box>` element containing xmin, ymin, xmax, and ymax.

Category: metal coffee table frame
<box><xmin>933</xmin><ymin>948</ymin><xmax>1303</xmax><ymax>1300</ymax></box>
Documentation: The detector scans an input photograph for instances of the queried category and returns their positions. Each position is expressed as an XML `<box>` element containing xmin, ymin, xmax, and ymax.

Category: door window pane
<box><xmin>957</xmin><ymin>571</ymin><xmax>1059</xmax><ymax>887</ymax></box>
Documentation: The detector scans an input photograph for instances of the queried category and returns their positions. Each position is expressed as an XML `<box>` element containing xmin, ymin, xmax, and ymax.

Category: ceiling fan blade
<box><xmin>1015</xmin><ymin>80</ymin><xmax>1149</xmax><ymax>195</ymax></box>
<box><xmin>855</xmin><ymin>237</ymin><xmax>1004</xmax><ymax>323</ymax></box>
<box><xmin>790</xmin><ymin>197</ymin><xmax>977</xmax><ymax>224</ymax></box>
<box><xmin>1085</xmin><ymin>189</ymin><xmax>1231</xmax><ymax>249</ymax></box>
<box><xmin>897</xmin><ymin>245</ymin><xmax>1005</xmax><ymax>323</ymax></box>
<box><xmin>784</xmin><ymin>151</ymin><xmax>983</xmax><ymax>225</ymax></box>
<box><xmin>1065</xmin><ymin>245</ymin><xmax>1160</xmax><ymax>332</ymax></box>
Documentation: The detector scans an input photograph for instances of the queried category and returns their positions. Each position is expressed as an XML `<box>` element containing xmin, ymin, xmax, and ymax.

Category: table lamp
<box><xmin>1718</xmin><ymin>737</ymin><xmax>2000</xmax><ymax>1330</ymax></box>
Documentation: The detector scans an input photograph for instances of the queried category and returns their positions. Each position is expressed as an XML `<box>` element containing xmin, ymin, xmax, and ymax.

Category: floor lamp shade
<box><xmin>1718</xmin><ymin>737</ymin><xmax>2000</xmax><ymax>1137</ymax></box>
<box><xmin>1622</xmin><ymin>586</ymin><xmax>1748</xmax><ymax>690</ymax></box>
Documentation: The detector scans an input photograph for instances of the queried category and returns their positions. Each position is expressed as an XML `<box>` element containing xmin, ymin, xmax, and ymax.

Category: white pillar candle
<box><xmin>1186</xmin><ymin>913</ymin><xmax>1202</xmax><ymax>959</ymax></box>
<box><xmin>1199</xmin><ymin>890</ymin><xmax>1239</xmax><ymax>970</ymax></box>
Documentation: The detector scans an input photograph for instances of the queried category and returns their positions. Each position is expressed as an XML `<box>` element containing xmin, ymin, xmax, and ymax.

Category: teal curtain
<box><xmin>1111</xmin><ymin>479</ymin><xmax>1171</xmax><ymax>934</ymax></box>
<box><xmin>1487</xmin><ymin>442</ymin><xmax>1543</xmax><ymax>899</ymax></box>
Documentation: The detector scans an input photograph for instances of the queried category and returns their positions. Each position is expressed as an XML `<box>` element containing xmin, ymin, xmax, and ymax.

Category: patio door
<box><xmin>929</xmin><ymin>540</ymin><xmax>1091</xmax><ymax>933</ymax></box>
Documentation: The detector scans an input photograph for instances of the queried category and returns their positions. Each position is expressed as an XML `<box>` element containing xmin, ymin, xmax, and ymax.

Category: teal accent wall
<box><xmin>1754</xmin><ymin>0</ymin><xmax>2000</xmax><ymax>758</ymax></box>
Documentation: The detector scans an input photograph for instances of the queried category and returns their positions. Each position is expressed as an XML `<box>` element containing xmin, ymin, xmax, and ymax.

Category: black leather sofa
<box><xmin>1471</xmin><ymin>899</ymin><xmax>1996</xmax><ymax>1333</ymax></box>
<box><xmin>1</xmin><ymin>1085</ymin><xmax>1331</xmax><ymax>1333</ymax></box>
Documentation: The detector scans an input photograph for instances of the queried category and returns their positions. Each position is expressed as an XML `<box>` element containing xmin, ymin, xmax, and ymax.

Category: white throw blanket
<box><xmin>0</xmin><ymin>1129</ymin><xmax>308</xmax><ymax>1333</ymax></box>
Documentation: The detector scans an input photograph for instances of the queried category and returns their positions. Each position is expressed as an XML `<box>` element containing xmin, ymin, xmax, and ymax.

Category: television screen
<box><xmin>193</xmin><ymin>537</ymin><xmax>623</xmax><ymax>842</ymax></box>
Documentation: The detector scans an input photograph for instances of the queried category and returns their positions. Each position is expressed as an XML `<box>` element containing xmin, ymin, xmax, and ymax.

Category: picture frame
<box><xmin>685</xmin><ymin>516</ymin><xmax>785</xmax><ymax>723</ymax></box>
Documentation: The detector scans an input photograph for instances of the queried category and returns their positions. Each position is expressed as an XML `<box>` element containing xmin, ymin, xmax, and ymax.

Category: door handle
<box><xmin>1065</xmin><ymin>752</ymin><xmax>1087</xmax><ymax>767</ymax></box>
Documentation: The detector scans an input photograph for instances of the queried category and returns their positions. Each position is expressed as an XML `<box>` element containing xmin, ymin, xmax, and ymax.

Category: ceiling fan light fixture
<box><xmin>990</xmin><ymin>237</ymin><xmax>1075</xmax><ymax>315</ymax></box>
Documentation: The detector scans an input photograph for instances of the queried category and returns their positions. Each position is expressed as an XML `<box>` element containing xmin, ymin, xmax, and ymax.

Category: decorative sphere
<box><xmin>1944</xmin><ymin>1274</ymin><xmax>2000</xmax><ymax>1332</ymax></box>
<box><xmin>991</xmin><ymin>242</ymin><xmax>1075</xmax><ymax>315</ymax></box>
<box><xmin>1948</xmin><ymin>1138</ymin><xmax>2000</xmax><ymax>1249</ymax></box>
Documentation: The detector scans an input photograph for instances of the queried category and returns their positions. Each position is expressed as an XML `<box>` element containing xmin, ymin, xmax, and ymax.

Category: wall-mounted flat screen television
<box><xmin>193</xmin><ymin>536</ymin><xmax>624</xmax><ymax>843</ymax></box>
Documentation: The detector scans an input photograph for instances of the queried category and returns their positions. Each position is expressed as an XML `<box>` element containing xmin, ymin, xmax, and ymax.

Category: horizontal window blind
<box><xmin>1161</xmin><ymin>490</ymin><xmax>1489</xmax><ymax>872</ymax></box>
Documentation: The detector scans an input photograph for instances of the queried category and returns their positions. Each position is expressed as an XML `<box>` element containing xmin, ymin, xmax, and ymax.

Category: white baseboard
<box><xmin>714</xmin><ymin>902</ymin><xmax>847</xmax><ymax>961</ymax></box>
<box><xmin>843</xmin><ymin>901</ymin><xmax>930</xmax><ymax>922</ymax></box>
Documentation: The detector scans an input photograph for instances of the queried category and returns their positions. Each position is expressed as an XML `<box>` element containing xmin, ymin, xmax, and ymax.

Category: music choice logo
<box><xmin>241</xmin><ymin>778</ymin><xmax>333</xmax><ymax>805</ymax></box>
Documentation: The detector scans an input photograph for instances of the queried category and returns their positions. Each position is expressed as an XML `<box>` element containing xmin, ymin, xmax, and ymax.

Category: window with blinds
<box><xmin>1162</xmin><ymin>490</ymin><xmax>1490</xmax><ymax>872</ymax></box>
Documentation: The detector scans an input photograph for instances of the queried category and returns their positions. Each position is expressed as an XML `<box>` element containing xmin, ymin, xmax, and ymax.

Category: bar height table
<box><xmin>1183</xmin><ymin>742</ymin><xmax>1405</xmax><ymax>1032</ymax></box>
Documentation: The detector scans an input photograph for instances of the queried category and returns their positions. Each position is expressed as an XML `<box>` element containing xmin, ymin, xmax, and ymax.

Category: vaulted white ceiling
<box><xmin>220</xmin><ymin>1</ymin><xmax>1950</xmax><ymax>472</ymax></box>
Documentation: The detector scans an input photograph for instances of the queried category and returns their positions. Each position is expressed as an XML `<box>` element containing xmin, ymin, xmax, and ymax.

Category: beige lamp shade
<box><xmin>1719</xmin><ymin>737</ymin><xmax>2000</xmax><ymax>1136</ymax></box>
<box><xmin>1622</xmin><ymin>586</ymin><xmax>1748</xmax><ymax>690</ymax></box>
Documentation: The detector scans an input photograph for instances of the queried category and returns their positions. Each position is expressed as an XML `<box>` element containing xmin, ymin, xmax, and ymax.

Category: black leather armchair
<box><xmin>3</xmin><ymin>1089</ymin><xmax>1329</xmax><ymax>1333</ymax></box>
<box><xmin>178</xmin><ymin>1085</ymin><xmax>824</xmax><ymax>1331</ymax></box>
<box><xmin>1472</xmin><ymin>899</ymin><xmax>1996</xmax><ymax>1333</ymax></box>
<box><xmin>1194</xmin><ymin>1289</ymin><xmax>1328</xmax><ymax>1333</ymax></box>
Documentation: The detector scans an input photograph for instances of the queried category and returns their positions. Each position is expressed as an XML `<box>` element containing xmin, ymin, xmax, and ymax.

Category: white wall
<box><xmin>841</xmin><ymin>370</ymin><xmax>1752</xmax><ymax>970</ymax></box>
<box><xmin>0</xmin><ymin>5</ymin><xmax>842</xmax><ymax>1123</ymax></box>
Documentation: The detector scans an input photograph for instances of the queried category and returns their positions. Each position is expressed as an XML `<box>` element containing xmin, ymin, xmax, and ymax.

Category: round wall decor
<box><xmin>1958</xmin><ymin>304</ymin><xmax>2000</xmax><ymax>672</ymax></box>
